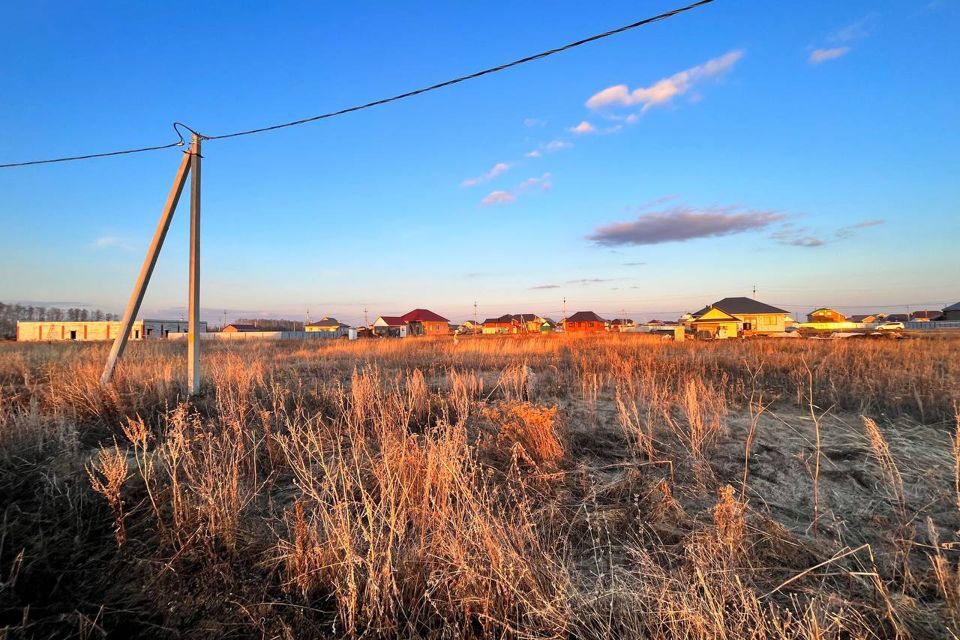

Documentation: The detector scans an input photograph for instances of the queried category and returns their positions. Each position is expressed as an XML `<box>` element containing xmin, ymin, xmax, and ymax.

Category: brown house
<box><xmin>807</xmin><ymin>308</ymin><xmax>845</xmax><ymax>323</ymax></box>
<box><xmin>910</xmin><ymin>310</ymin><xmax>940</xmax><ymax>322</ymax></box>
<box><xmin>400</xmin><ymin>309</ymin><xmax>450</xmax><ymax>336</ymax></box>
<box><xmin>564</xmin><ymin>311</ymin><xmax>608</xmax><ymax>333</ymax></box>
<box><xmin>222</xmin><ymin>323</ymin><xmax>261</xmax><ymax>333</ymax></box>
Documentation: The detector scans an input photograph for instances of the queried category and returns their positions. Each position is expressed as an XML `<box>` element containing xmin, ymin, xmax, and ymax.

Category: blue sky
<box><xmin>1</xmin><ymin>0</ymin><xmax>958</xmax><ymax>324</ymax></box>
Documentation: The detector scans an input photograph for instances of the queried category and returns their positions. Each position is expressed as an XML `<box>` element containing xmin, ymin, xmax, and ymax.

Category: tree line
<box><xmin>0</xmin><ymin>302</ymin><xmax>117</xmax><ymax>339</ymax></box>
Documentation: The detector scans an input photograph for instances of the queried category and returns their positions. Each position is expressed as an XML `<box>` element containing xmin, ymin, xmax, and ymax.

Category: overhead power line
<box><xmin>1</xmin><ymin>0</ymin><xmax>714</xmax><ymax>169</ymax></box>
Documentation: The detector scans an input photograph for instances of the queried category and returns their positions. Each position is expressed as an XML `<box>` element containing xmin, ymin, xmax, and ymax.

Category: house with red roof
<box><xmin>400</xmin><ymin>309</ymin><xmax>450</xmax><ymax>336</ymax></box>
<box><xmin>372</xmin><ymin>315</ymin><xmax>407</xmax><ymax>338</ymax></box>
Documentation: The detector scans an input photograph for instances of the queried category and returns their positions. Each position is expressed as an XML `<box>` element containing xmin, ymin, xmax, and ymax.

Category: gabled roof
<box><xmin>566</xmin><ymin>311</ymin><xmax>607</xmax><ymax>323</ymax></box>
<box><xmin>375</xmin><ymin>315</ymin><xmax>405</xmax><ymax>326</ymax></box>
<box><xmin>943</xmin><ymin>301</ymin><xmax>960</xmax><ymax>312</ymax></box>
<box><xmin>693</xmin><ymin>297</ymin><xmax>789</xmax><ymax>318</ymax></box>
<box><xmin>510</xmin><ymin>313</ymin><xmax>541</xmax><ymax>322</ymax></box>
<box><xmin>691</xmin><ymin>307</ymin><xmax>740</xmax><ymax>322</ymax></box>
<box><xmin>910</xmin><ymin>310</ymin><xmax>940</xmax><ymax>319</ymax></box>
<box><xmin>223</xmin><ymin>323</ymin><xmax>260</xmax><ymax>332</ymax></box>
<box><xmin>401</xmin><ymin>308</ymin><xmax>449</xmax><ymax>323</ymax></box>
<box><xmin>482</xmin><ymin>315</ymin><xmax>513</xmax><ymax>325</ymax></box>
<box><xmin>307</xmin><ymin>317</ymin><xmax>339</xmax><ymax>327</ymax></box>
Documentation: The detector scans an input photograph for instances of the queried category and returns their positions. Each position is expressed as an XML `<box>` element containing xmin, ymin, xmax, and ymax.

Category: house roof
<box><xmin>307</xmin><ymin>317</ymin><xmax>340</xmax><ymax>327</ymax></box>
<box><xmin>482</xmin><ymin>316</ymin><xmax>512</xmax><ymax>325</ymax></box>
<box><xmin>223</xmin><ymin>323</ymin><xmax>260</xmax><ymax>332</ymax></box>
<box><xmin>376</xmin><ymin>315</ymin><xmax>405</xmax><ymax>326</ymax></box>
<box><xmin>510</xmin><ymin>313</ymin><xmax>540</xmax><ymax>322</ymax></box>
<box><xmin>942</xmin><ymin>301</ymin><xmax>960</xmax><ymax>312</ymax></box>
<box><xmin>691</xmin><ymin>308</ymin><xmax>740</xmax><ymax>322</ymax></box>
<box><xmin>566</xmin><ymin>311</ymin><xmax>607</xmax><ymax>323</ymax></box>
<box><xmin>910</xmin><ymin>310</ymin><xmax>940</xmax><ymax>319</ymax></box>
<box><xmin>849</xmin><ymin>314</ymin><xmax>875</xmax><ymax>322</ymax></box>
<box><xmin>400</xmin><ymin>308</ymin><xmax>449</xmax><ymax>323</ymax></box>
<box><xmin>611</xmin><ymin>318</ymin><xmax>635</xmax><ymax>325</ymax></box>
<box><xmin>693</xmin><ymin>297</ymin><xmax>789</xmax><ymax>318</ymax></box>
<box><xmin>885</xmin><ymin>313</ymin><xmax>909</xmax><ymax>322</ymax></box>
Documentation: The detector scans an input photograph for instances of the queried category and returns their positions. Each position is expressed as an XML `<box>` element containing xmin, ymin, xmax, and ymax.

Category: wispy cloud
<box><xmin>90</xmin><ymin>235</ymin><xmax>132</xmax><ymax>251</ymax></box>
<box><xmin>481</xmin><ymin>173</ymin><xmax>552</xmax><ymax>207</ymax></box>
<box><xmin>835</xmin><ymin>218</ymin><xmax>885</xmax><ymax>239</ymax></box>
<box><xmin>528</xmin><ymin>284</ymin><xmax>560</xmax><ymax>290</ymax></box>
<box><xmin>462</xmin><ymin>162</ymin><xmax>511</xmax><ymax>187</ymax></box>
<box><xmin>771</xmin><ymin>228</ymin><xmax>825</xmax><ymax>247</ymax></box>
<box><xmin>588</xmin><ymin>204</ymin><xmax>783</xmax><ymax>246</ymax></box>
<box><xmin>480</xmin><ymin>190</ymin><xmax>516</xmax><ymax>206</ymax></box>
<box><xmin>569</xmin><ymin>121</ymin><xmax>596</xmax><ymax>135</ymax></box>
<box><xmin>523</xmin><ymin>117</ymin><xmax>546</xmax><ymax>128</ymax></box>
<box><xmin>586</xmin><ymin>49</ymin><xmax>744</xmax><ymax>112</ymax></box>
<box><xmin>567</xmin><ymin>278</ymin><xmax>614</xmax><ymax>285</ymax></box>
<box><xmin>623</xmin><ymin>261</ymin><xmax>646</xmax><ymax>266</ymax></box>
<box><xmin>809</xmin><ymin>16</ymin><xmax>873</xmax><ymax>65</ymax></box>
<box><xmin>524</xmin><ymin>150</ymin><xmax>542</xmax><ymax>158</ymax></box>
<box><xmin>771</xmin><ymin>218</ymin><xmax>884</xmax><ymax>247</ymax></box>
<box><xmin>809</xmin><ymin>47</ymin><xmax>850</xmax><ymax>64</ymax></box>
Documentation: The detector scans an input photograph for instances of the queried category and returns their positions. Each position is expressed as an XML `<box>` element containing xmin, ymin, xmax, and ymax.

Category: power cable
<box><xmin>0</xmin><ymin>0</ymin><xmax>713</xmax><ymax>168</ymax></box>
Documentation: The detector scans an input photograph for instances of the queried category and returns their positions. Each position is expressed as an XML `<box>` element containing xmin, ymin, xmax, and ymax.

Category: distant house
<box><xmin>885</xmin><ymin>313</ymin><xmax>909</xmax><ymax>323</ymax></box>
<box><xmin>564</xmin><ymin>311</ymin><xmax>608</xmax><ymax>333</ymax></box>
<box><xmin>690</xmin><ymin>297</ymin><xmax>790</xmax><ymax>339</ymax></box>
<box><xmin>222</xmin><ymin>323</ymin><xmax>261</xmax><ymax>333</ymax></box>
<box><xmin>482</xmin><ymin>315</ymin><xmax>516</xmax><ymax>334</ymax></box>
<box><xmin>372</xmin><ymin>316</ymin><xmax>407</xmax><ymax>338</ymax></box>
<box><xmin>540</xmin><ymin>318</ymin><xmax>557</xmax><ymax>333</ymax></box>
<box><xmin>910</xmin><ymin>310</ymin><xmax>940</xmax><ymax>322</ymax></box>
<box><xmin>460</xmin><ymin>320</ymin><xmax>482</xmax><ymax>334</ymax></box>
<box><xmin>511</xmin><ymin>314</ymin><xmax>544</xmax><ymax>333</ymax></box>
<box><xmin>807</xmin><ymin>308</ymin><xmax>846</xmax><ymax>323</ymax></box>
<box><xmin>690</xmin><ymin>307</ymin><xmax>742</xmax><ymax>340</ymax></box>
<box><xmin>400</xmin><ymin>309</ymin><xmax>449</xmax><ymax>336</ymax></box>
<box><xmin>849</xmin><ymin>314</ymin><xmax>878</xmax><ymax>323</ymax></box>
<box><xmin>939</xmin><ymin>302</ymin><xmax>960</xmax><ymax>322</ymax></box>
<box><xmin>610</xmin><ymin>318</ymin><xmax>636</xmax><ymax>332</ymax></box>
<box><xmin>305</xmin><ymin>317</ymin><xmax>348</xmax><ymax>336</ymax></box>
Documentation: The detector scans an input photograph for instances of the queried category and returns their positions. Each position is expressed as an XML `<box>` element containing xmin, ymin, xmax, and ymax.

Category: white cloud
<box><xmin>523</xmin><ymin>118</ymin><xmax>546</xmax><ymax>128</ymax></box>
<box><xmin>461</xmin><ymin>162</ymin><xmax>511</xmax><ymax>187</ymax></box>
<box><xmin>480</xmin><ymin>190</ymin><xmax>516</xmax><ymax>207</ymax></box>
<box><xmin>480</xmin><ymin>173</ymin><xmax>552</xmax><ymax>207</ymax></box>
<box><xmin>543</xmin><ymin>139</ymin><xmax>572</xmax><ymax>152</ymax></box>
<box><xmin>569</xmin><ymin>121</ymin><xmax>596</xmax><ymax>135</ymax></box>
<box><xmin>809</xmin><ymin>47</ymin><xmax>850</xmax><ymax>64</ymax></box>
<box><xmin>586</xmin><ymin>49</ymin><xmax>744</xmax><ymax>112</ymax></box>
<box><xmin>90</xmin><ymin>235</ymin><xmax>132</xmax><ymax>251</ymax></box>
<box><xmin>525</xmin><ymin>150</ymin><xmax>542</xmax><ymax>158</ymax></box>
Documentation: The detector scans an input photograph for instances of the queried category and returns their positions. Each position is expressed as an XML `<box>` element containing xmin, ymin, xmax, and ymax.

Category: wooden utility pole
<box><xmin>473</xmin><ymin>300</ymin><xmax>478</xmax><ymax>334</ymax></box>
<box><xmin>100</xmin><ymin>147</ymin><xmax>192</xmax><ymax>386</ymax></box>
<box><xmin>187</xmin><ymin>135</ymin><xmax>202</xmax><ymax>395</ymax></box>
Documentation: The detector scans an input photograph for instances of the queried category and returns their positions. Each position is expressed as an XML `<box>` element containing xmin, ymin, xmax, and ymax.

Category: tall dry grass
<box><xmin>0</xmin><ymin>333</ymin><xmax>958</xmax><ymax>638</ymax></box>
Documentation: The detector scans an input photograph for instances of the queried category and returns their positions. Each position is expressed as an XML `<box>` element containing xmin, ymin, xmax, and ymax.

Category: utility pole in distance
<box><xmin>474</xmin><ymin>300</ymin><xmax>478</xmax><ymax>335</ymax></box>
<box><xmin>364</xmin><ymin>306</ymin><xmax>369</xmax><ymax>327</ymax></box>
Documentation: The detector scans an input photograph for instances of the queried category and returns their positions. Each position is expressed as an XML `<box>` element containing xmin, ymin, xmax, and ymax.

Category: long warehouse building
<box><xmin>16</xmin><ymin>319</ymin><xmax>206</xmax><ymax>342</ymax></box>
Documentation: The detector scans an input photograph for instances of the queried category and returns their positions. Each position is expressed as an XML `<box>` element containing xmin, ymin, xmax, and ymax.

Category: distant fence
<box><xmin>905</xmin><ymin>321</ymin><xmax>960</xmax><ymax>330</ymax></box>
<box><xmin>168</xmin><ymin>330</ymin><xmax>352</xmax><ymax>341</ymax></box>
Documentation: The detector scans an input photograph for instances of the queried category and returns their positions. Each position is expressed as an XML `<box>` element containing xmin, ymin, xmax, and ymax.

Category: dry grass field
<box><xmin>1</xmin><ymin>334</ymin><xmax>959</xmax><ymax>639</ymax></box>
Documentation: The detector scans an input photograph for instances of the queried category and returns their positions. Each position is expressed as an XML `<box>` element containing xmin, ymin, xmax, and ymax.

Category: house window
<box><xmin>742</xmin><ymin>322</ymin><xmax>752</xmax><ymax>331</ymax></box>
